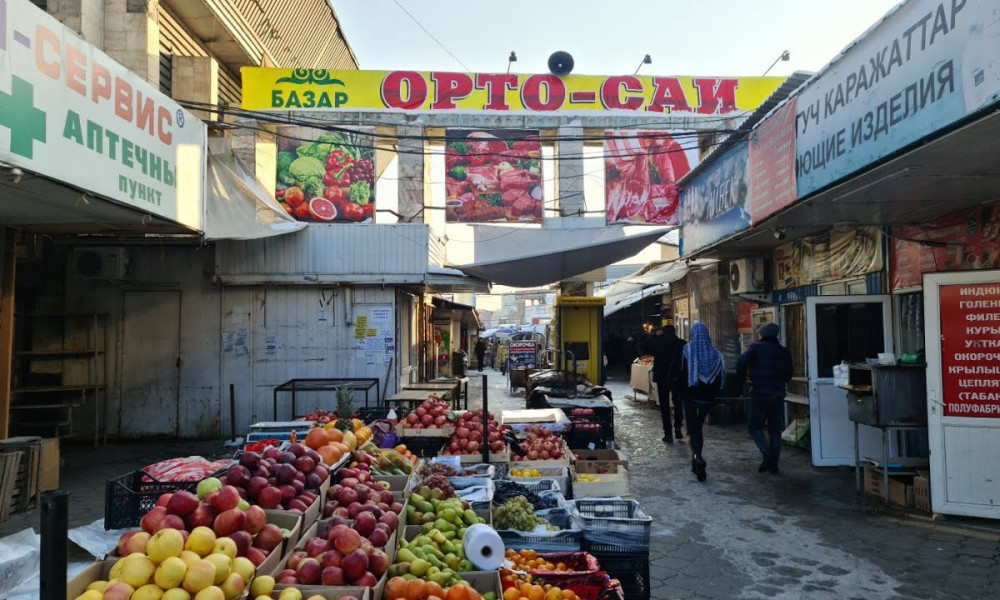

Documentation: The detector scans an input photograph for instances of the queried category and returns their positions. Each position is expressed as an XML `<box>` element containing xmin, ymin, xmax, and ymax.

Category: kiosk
<box><xmin>553</xmin><ymin>296</ymin><xmax>606</xmax><ymax>385</ymax></box>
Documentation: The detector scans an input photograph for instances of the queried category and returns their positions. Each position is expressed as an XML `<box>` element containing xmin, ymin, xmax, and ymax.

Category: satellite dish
<box><xmin>547</xmin><ymin>51</ymin><xmax>575</xmax><ymax>76</ymax></box>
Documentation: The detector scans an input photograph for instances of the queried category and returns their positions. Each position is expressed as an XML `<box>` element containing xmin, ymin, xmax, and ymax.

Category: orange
<box><xmin>304</xmin><ymin>427</ymin><xmax>329</xmax><ymax>450</ymax></box>
<box><xmin>325</xmin><ymin>428</ymin><xmax>344</xmax><ymax>443</ymax></box>
<box><xmin>405</xmin><ymin>578</ymin><xmax>426</xmax><ymax>600</ymax></box>
<box><xmin>330</xmin><ymin>441</ymin><xmax>350</xmax><ymax>456</ymax></box>
<box><xmin>385</xmin><ymin>577</ymin><xmax>409</xmax><ymax>600</ymax></box>
<box><xmin>352</xmin><ymin>418</ymin><xmax>364</xmax><ymax>431</ymax></box>
<box><xmin>503</xmin><ymin>589</ymin><xmax>520</xmax><ymax>600</ymax></box>
<box><xmin>426</xmin><ymin>582</ymin><xmax>445</xmax><ymax>599</ymax></box>
<box><xmin>545</xmin><ymin>589</ymin><xmax>562</xmax><ymax>600</ymax></box>
<box><xmin>560</xmin><ymin>591</ymin><xmax>574</xmax><ymax>600</ymax></box>
<box><xmin>316</xmin><ymin>444</ymin><xmax>342</xmax><ymax>465</ymax></box>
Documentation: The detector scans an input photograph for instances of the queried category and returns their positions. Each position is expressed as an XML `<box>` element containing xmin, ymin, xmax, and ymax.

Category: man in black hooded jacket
<box><xmin>737</xmin><ymin>322</ymin><xmax>793</xmax><ymax>474</ymax></box>
<box><xmin>648</xmin><ymin>326</ymin><xmax>686</xmax><ymax>443</ymax></box>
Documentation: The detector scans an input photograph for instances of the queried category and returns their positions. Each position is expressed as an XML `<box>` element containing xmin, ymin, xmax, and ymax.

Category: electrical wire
<box><xmin>391</xmin><ymin>0</ymin><xmax>470</xmax><ymax>71</ymax></box>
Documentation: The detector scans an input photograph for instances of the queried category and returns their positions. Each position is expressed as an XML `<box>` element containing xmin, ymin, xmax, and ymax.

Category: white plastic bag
<box><xmin>0</xmin><ymin>529</ymin><xmax>40</xmax><ymax>596</ymax></box>
<box><xmin>833</xmin><ymin>361</ymin><xmax>850</xmax><ymax>387</ymax></box>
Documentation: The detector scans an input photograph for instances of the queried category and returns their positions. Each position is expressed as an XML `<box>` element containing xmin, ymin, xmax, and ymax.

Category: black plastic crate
<box><xmin>575</xmin><ymin>499</ymin><xmax>652</xmax><ymax>553</ymax></box>
<box><xmin>593</xmin><ymin>552</ymin><xmax>650</xmax><ymax>600</ymax></box>
<box><xmin>104</xmin><ymin>468</ymin><xmax>224</xmax><ymax>530</ymax></box>
<box><xmin>356</xmin><ymin>406</ymin><xmax>410</xmax><ymax>422</ymax></box>
<box><xmin>399</xmin><ymin>437</ymin><xmax>442</xmax><ymax>458</ymax></box>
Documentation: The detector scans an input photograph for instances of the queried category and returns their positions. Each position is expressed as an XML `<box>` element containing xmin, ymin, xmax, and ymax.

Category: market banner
<box><xmin>938</xmin><ymin>282</ymin><xmax>1000</xmax><ymax>418</ymax></box>
<box><xmin>0</xmin><ymin>0</ymin><xmax>206</xmax><ymax>230</ymax></box>
<box><xmin>795</xmin><ymin>0</ymin><xmax>1000</xmax><ymax>198</ymax></box>
<box><xmin>773</xmin><ymin>227</ymin><xmax>883</xmax><ymax>290</ymax></box>
<box><xmin>679</xmin><ymin>141</ymin><xmax>749</xmax><ymax>256</ymax></box>
<box><xmin>274</xmin><ymin>125</ymin><xmax>375</xmax><ymax>222</ymax></box>
<box><xmin>241</xmin><ymin>68</ymin><xmax>785</xmax><ymax>117</ymax></box>
<box><xmin>890</xmin><ymin>202</ymin><xmax>1000</xmax><ymax>291</ymax></box>
<box><xmin>444</xmin><ymin>129</ymin><xmax>543</xmax><ymax>223</ymax></box>
<box><xmin>603</xmin><ymin>130</ymin><xmax>698</xmax><ymax>225</ymax></box>
<box><xmin>747</xmin><ymin>97</ymin><xmax>797</xmax><ymax>224</ymax></box>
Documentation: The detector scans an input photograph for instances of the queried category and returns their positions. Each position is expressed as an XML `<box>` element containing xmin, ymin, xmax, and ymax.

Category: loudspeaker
<box><xmin>547</xmin><ymin>51</ymin><xmax>574</xmax><ymax>76</ymax></box>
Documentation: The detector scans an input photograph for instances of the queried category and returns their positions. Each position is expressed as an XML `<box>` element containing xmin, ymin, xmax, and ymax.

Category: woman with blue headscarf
<box><xmin>680</xmin><ymin>322</ymin><xmax>725</xmax><ymax>482</ymax></box>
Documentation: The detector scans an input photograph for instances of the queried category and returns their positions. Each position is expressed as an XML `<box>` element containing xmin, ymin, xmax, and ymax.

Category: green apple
<box><xmin>196</xmin><ymin>477</ymin><xmax>222</xmax><ymax>500</ymax></box>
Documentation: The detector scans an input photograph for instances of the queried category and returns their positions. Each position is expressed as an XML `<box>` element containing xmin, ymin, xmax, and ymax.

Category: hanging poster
<box><xmin>274</xmin><ymin>125</ymin><xmax>375</xmax><ymax>222</ymax></box>
<box><xmin>603</xmin><ymin>130</ymin><xmax>698</xmax><ymax>225</ymax></box>
<box><xmin>507</xmin><ymin>341</ymin><xmax>538</xmax><ymax>370</ymax></box>
<box><xmin>890</xmin><ymin>203</ymin><xmax>1000</xmax><ymax>291</ymax></box>
<box><xmin>747</xmin><ymin>98</ymin><xmax>798</xmax><ymax>224</ymax></box>
<box><xmin>939</xmin><ymin>282</ymin><xmax>1000</xmax><ymax>418</ymax></box>
<box><xmin>773</xmin><ymin>227</ymin><xmax>883</xmax><ymax>290</ymax></box>
<box><xmin>444</xmin><ymin>129</ymin><xmax>543</xmax><ymax>223</ymax></box>
<box><xmin>679</xmin><ymin>142</ymin><xmax>749</xmax><ymax>256</ymax></box>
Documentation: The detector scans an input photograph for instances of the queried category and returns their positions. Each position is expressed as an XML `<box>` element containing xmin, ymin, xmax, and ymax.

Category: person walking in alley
<box><xmin>649</xmin><ymin>326</ymin><xmax>686</xmax><ymax>443</ymax></box>
<box><xmin>474</xmin><ymin>338</ymin><xmax>486</xmax><ymax>372</ymax></box>
<box><xmin>737</xmin><ymin>322</ymin><xmax>793</xmax><ymax>474</ymax></box>
<box><xmin>680</xmin><ymin>322</ymin><xmax>725</xmax><ymax>482</ymax></box>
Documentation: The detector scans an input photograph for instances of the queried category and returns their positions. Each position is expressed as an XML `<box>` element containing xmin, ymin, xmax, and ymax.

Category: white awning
<box><xmin>599</xmin><ymin>258</ymin><xmax>717</xmax><ymax>306</ymax></box>
<box><xmin>204</xmin><ymin>138</ymin><xmax>305</xmax><ymax>240</ymax></box>
<box><xmin>604</xmin><ymin>282</ymin><xmax>672</xmax><ymax>317</ymax></box>
<box><xmin>452</xmin><ymin>223</ymin><xmax>673</xmax><ymax>287</ymax></box>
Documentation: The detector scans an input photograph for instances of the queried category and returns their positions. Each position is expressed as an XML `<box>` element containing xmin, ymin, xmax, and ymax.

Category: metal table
<box><xmin>853</xmin><ymin>421</ymin><xmax>927</xmax><ymax>506</ymax></box>
<box><xmin>272</xmin><ymin>378</ymin><xmax>379</xmax><ymax>421</ymax></box>
<box><xmin>403</xmin><ymin>382</ymin><xmax>461</xmax><ymax>408</ymax></box>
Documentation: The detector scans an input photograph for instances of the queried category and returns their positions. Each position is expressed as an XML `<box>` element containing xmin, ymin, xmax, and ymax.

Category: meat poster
<box><xmin>939</xmin><ymin>283</ymin><xmax>1000</xmax><ymax>418</ymax></box>
<box><xmin>890</xmin><ymin>203</ymin><xmax>1000</xmax><ymax>291</ymax></box>
<box><xmin>444</xmin><ymin>129</ymin><xmax>543</xmax><ymax>223</ymax></box>
<box><xmin>604</xmin><ymin>130</ymin><xmax>698</xmax><ymax>225</ymax></box>
<box><xmin>747</xmin><ymin>98</ymin><xmax>797</xmax><ymax>224</ymax></box>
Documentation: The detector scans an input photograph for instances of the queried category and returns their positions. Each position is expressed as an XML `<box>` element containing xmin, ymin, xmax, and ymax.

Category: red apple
<box><xmin>245</xmin><ymin>505</ymin><xmax>267</xmax><ymax>534</ymax></box>
<box><xmin>214</xmin><ymin>508</ymin><xmax>247</xmax><ymax>537</ymax></box>
<box><xmin>140</xmin><ymin>506</ymin><xmax>167</xmax><ymax>535</ymax></box>
<box><xmin>253</xmin><ymin>523</ymin><xmax>283</xmax><ymax>552</ymax></box>
<box><xmin>257</xmin><ymin>486</ymin><xmax>282</xmax><ymax>509</ymax></box>
<box><xmin>354</xmin><ymin>511</ymin><xmax>377</xmax><ymax>537</ymax></box>
<box><xmin>155</xmin><ymin>493</ymin><xmax>173</xmax><ymax>508</ymax></box>
<box><xmin>228</xmin><ymin>530</ymin><xmax>252</xmax><ymax>557</ymax></box>
<box><xmin>304</xmin><ymin>536</ymin><xmax>329</xmax><ymax>558</ymax></box>
<box><xmin>321</xmin><ymin>551</ymin><xmax>342</xmax><ymax>569</ymax></box>
<box><xmin>368</xmin><ymin>527</ymin><xmax>389</xmax><ymax>548</ymax></box>
<box><xmin>322</xmin><ymin>565</ymin><xmax>345</xmax><ymax>585</ymax></box>
<box><xmin>186</xmin><ymin>504</ymin><xmax>217</xmax><ymax>529</ymax></box>
<box><xmin>341</xmin><ymin>548</ymin><xmax>369</xmax><ymax>581</ymax></box>
<box><xmin>160</xmin><ymin>514</ymin><xmax>185</xmax><ymax>532</ymax></box>
<box><xmin>369</xmin><ymin>549</ymin><xmax>389</xmax><ymax>576</ymax></box>
<box><xmin>286</xmin><ymin>550</ymin><xmax>308</xmax><ymax>571</ymax></box>
<box><xmin>352</xmin><ymin>572</ymin><xmax>378</xmax><ymax>587</ymax></box>
<box><xmin>333</xmin><ymin>528</ymin><xmax>362</xmax><ymax>555</ymax></box>
<box><xmin>166</xmin><ymin>491</ymin><xmax>198</xmax><ymax>517</ymax></box>
<box><xmin>297</xmin><ymin>557</ymin><xmax>322</xmax><ymax>585</ymax></box>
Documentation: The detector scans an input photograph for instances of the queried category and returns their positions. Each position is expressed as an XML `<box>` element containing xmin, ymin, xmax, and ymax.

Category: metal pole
<box><xmin>481</xmin><ymin>374</ymin><xmax>489</xmax><ymax>464</ymax></box>
<box><xmin>40</xmin><ymin>491</ymin><xmax>68</xmax><ymax>600</ymax></box>
<box><xmin>230</xmin><ymin>384</ymin><xmax>237</xmax><ymax>441</ymax></box>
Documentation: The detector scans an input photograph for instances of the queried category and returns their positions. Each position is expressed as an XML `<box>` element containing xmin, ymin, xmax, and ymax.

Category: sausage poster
<box><xmin>603</xmin><ymin>131</ymin><xmax>698</xmax><ymax>226</ymax></box>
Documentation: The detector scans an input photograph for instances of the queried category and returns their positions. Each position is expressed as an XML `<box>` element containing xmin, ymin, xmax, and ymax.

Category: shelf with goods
<box><xmin>10</xmin><ymin>312</ymin><xmax>109</xmax><ymax>444</ymax></box>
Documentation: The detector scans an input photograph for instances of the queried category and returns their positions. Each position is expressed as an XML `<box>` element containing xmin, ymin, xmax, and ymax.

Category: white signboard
<box><xmin>0</xmin><ymin>0</ymin><xmax>206</xmax><ymax>230</ymax></box>
<box><xmin>795</xmin><ymin>0</ymin><xmax>1000</xmax><ymax>197</ymax></box>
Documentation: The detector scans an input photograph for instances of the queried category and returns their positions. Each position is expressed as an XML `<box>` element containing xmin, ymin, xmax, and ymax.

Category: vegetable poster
<box><xmin>274</xmin><ymin>126</ymin><xmax>375</xmax><ymax>222</ymax></box>
<box><xmin>444</xmin><ymin>129</ymin><xmax>543</xmax><ymax>223</ymax></box>
<box><xmin>604</xmin><ymin>130</ymin><xmax>698</xmax><ymax>226</ymax></box>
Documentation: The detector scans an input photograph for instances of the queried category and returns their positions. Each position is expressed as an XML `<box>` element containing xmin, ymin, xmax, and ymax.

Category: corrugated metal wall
<box><xmin>216</xmin><ymin>225</ymin><xmax>432</xmax><ymax>281</ymax></box>
<box><xmin>231</xmin><ymin>0</ymin><xmax>357</xmax><ymax>69</ymax></box>
<box><xmin>158</xmin><ymin>5</ymin><xmax>242</xmax><ymax>107</ymax></box>
<box><xmin>220</xmin><ymin>286</ymin><xmax>397</xmax><ymax>427</ymax></box>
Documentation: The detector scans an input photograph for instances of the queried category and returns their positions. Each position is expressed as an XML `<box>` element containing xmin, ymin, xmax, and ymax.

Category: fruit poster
<box><xmin>890</xmin><ymin>203</ymin><xmax>1000</xmax><ymax>291</ymax></box>
<box><xmin>275</xmin><ymin>125</ymin><xmax>376</xmax><ymax>223</ymax></box>
<box><xmin>444</xmin><ymin>129</ymin><xmax>543</xmax><ymax>223</ymax></box>
<box><xmin>604</xmin><ymin>130</ymin><xmax>698</xmax><ymax>225</ymax></box>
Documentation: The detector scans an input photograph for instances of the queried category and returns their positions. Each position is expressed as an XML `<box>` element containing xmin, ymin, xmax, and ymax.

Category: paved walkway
<box><xmin>2</xmin><ymin>371</ymin><xmax>998</xmax><ymax>599</ymax></box>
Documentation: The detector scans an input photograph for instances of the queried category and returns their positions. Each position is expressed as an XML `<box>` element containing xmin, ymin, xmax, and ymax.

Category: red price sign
<box><xmin>940</xmin><ymin>283</ymin><xmax>1000</xmax><ymax>417</ymax></box>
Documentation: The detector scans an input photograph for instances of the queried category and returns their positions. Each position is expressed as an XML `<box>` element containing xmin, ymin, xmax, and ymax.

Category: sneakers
<box><xmin>758</xmin><ymin>459</ymin><xmax>771</xmax><ymax>473</ymax></box>
<box><xmin>674</xmin><ymin>429</ymin><xmax>684</xmax><ymax>440</ymax></box>
<box><xmin>662</xmin><ymin>434</ymin><xmax>674</xmax><ymax>444</ymax></box>
<box><xmin>695</xmin><ymin>457</ymin><xmax>707</xmax><ymax>482</ymax></box>
<box><xmin>768</xmin><ymin>460</ymin><xmax>780</xmax><ymax>474</ymax></box>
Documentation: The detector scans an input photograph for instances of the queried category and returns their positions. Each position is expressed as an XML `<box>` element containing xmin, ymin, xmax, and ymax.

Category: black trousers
<box><xmin>657</xmin><ymin>381</ymin><xmax>684</xmax><ymax>435</ymax></box>
<box><xmin>684</xmin><ymin>400</ymin><xmax>711</xmax><ymax>457</ymax></box>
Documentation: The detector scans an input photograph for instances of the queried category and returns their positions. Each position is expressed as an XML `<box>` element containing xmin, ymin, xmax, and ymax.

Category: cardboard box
<box><xmin>863</xmin><ymin>467</ymin><xmax>914</xmax><ymax>508</ymax></box>
<box><xmin>374</xmin><ymin>474</ymin><xmax>412</xmax><ymax>494</ymax></box>
<box><xmin>572</xmin><ymin>465</ymin><xmax>630</xmax><ymax>498</ymax></box>
<box><xmin>456</xmin><ymin>570</ymin><xmax>502</xmax><ymax>598</ymax></box>
<box><xmin>510</xmin><ymin>440</ymin><xmax>572</xmax><ymax>470</ymax></box>
<box><xmin>570</xmin><ymin>449</ymin><xmax>628</xmax><ymax>471</ymax></box>
<box><xmin>913</xmin><ymin>470</ymin><xmax>931</xmax><ymax>513</ymax></box>
<box><xmin>402</xmin><ymin>509</ymin><xmax>490</xmax><ymax>542</ymax></box>
<box><xmin>66</xmin><ymin>560</ymin><xmax>115</xmax><ymax>600</ymax></box>
<box><xmin>268</xmin><ymin>510</ymin><xmax>304</xmax><ymax>556</ymax></box>
<box><xmin>268</xmin><ymin>589</ymin><xmax>369</xmax><ymax>600</ymax></box>
<box><xmin>396</xmin><ymin>423</ymin><xmax>455</xmax><ymax>438</ymax></box>
<box><xmin>39</xmin><ymin>438</ymin><xmax>60</xmax><ymax>492</ymax></box>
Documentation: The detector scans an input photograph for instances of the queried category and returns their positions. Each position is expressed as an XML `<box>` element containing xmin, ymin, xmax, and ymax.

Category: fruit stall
<box><xmin>61</xmin><ymin>394</ymin><xmax>652</xmax><ymax>600</ymax></box>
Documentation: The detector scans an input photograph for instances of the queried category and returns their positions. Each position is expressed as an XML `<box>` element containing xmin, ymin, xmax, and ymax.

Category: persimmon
<box><xmin>503</xmin><ymin>589</ymin><xmax>520</xmax><ymax>600</ymax></box>
<box><xmin>445</xmin><ymin>584</ymin><xmax>478</xmax><ymax>600</ymax></box>
<box><xmin>405</xmin><ymin>578</ymin><xmax>427</xmax><ymax>600</ymax></box>
<box><xmin>426</xmin><ymin>581</ymin><xmax>445</xmax><ymax>599</ymax></box>
<box><xmin>385</xmin><ymin>577</ymin><xmax>409</xmax><ymax>600</ymax></box>
<box><xmin>316</xmin><ymin>444</ymin><xmax>341</xmax><ymax>465</ymax></box>
<box><xmin>326</xmin><ymin>428</ymin><xmax>344</xmax><ymax>443</ymax></box>
<box><xmin>304</xmin><ymin>427</ymin><xmax>329</xmax><ymax>450</ymax></box>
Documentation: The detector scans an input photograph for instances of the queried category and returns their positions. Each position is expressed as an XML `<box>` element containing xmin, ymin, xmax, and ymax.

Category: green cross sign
<box><xmin>0</xmin><ymin>76</ymin><xmax>47</xmax><ymax>159</ymax></box>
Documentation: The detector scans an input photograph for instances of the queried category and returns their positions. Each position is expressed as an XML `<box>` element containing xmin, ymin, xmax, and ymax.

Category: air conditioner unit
<box><xmin>729</xmin><ymin>258</ymin><xmax>764</xmax><ymax>294</ymax></box>
<box><xmin>71</xmin><ymin>247</ymin><xmax>129</xmax><ymax>280</ymax></box>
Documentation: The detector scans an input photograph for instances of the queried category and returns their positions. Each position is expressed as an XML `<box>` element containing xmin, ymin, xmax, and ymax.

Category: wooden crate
<box><xmin>0</xmin><ymin>451</ymin><xmax>24</xmax><ymax>522</ymax></box>
<box><xmin>0</xmin><ymin>436</ymin><xmax>42</xmax><ymax>513</ymax></box>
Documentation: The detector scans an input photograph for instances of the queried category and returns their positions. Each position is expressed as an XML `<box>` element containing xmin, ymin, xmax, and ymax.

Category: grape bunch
<box><xmin>415</xmin><ymin>473</ymin><xmax>454</xmax><ymax>497</ymax></box>
<box><xmin>495</xmin><ymin>496</ymin><xmax>549</xmax><ymax>531</ymax></box>
<box><xmin>417</xmin><ymin>462</ymin><xmax>459</xmax><ymax>478</ymax></box>
<box><xmin>348</xmin><ymin>158</ymin><xmax>375</xmax><ymax>185</ymax></box>
<box><xmin>493</xmin><ymin>480</ymin><xmax>559</xmax><ymax>510</ymax></box>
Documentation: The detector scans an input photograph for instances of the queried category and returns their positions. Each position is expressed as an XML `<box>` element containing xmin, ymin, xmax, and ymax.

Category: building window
<box><xmin>158</xmin><ymin>40</ymin><xmax>172</xmax><ymax>96</ymax></box>
<box><xmin>897</xmin><ymin>292</ymin><xmax>924</xmax><ymax>356</ymax></box>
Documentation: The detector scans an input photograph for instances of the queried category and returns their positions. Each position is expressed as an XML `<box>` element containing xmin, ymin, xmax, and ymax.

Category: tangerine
<box><xmin>385</xmin><ymin>576</ymin><xmax>408</xmax><ymax>600</ymax></box>
<box><xmin>425</xmin><ymin>581</ymin><xmax>445</xmax><ymax>599</ymax></box>
<box><xmin>326</xmin><ymin>428</ymin><xmax>344</xmax><ymax>443</ymax></box>
<box><xmin>405</xmin><ymin>578</ymin><xmax>427</xmax><ymax>600</ymax></box>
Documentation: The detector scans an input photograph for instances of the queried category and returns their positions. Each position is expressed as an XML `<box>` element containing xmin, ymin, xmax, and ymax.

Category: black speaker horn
<box><xmin>547</xmin><ymin>51</ymin><xmax>574</xmax><ymax>76</ymax></box>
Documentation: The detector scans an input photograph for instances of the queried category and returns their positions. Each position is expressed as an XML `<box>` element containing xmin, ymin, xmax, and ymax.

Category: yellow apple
<box><xmin>147</xmin><ymin>528</ymin><xmax>185</xmax><ymax>564</ymax></box>
<box><xmin>179</xmin><ymin>550</ymin><xmax>202</xmax><ymax>569</ymax></box>
<box><xmin>182</xmin><ymin>559</ymin><xmax>217</xmax><ymax>594</ymax></box>
<box><xmin>230</xmin><ymin>557</ymin><xmax>254</xmax><ymax>584</ymax></box>
<box><xmin>119</xmin><ymin>554</ymin><xmax>157</xmax><ymax>588</ymax></box>
<box><xmin>72</xmin><ymin>590</ymin><xmax>102</xmax><ymax>600</ymax></box>
<box><xmin>204</xmin><ymin>553</ymin><xmax>231</xmax><ymax>585</ymax></box>
<box><xmin>248</xmin><ymin>574</ymin><xmax>274</xmax><ymax>598</ymax></box>
<box><xmin>278</xmin><ymin>588</ymin><xmax>303</xmax><ymax>600</ymax></box>
<box><xmin>154</xmin><ymin>556</ymin><xmax>188</xmax><ymax>589</ymax></box>
<box><xmin>162</xmin><ymin>588</ymin><xmax>193</xmax><ymax>600</ymax></box>
<box><xmin>133</xmin><ymin>583</ymin><xmax>165</xmax><ymax>600</ymax></box>
<box><xmin>85</xmin><ymin>580</ymin><xmax>108</xmax><ymax>593</ymax></box>
<box><xmin>185</xmin><ymin>527</ymin><xmax>217</xmax><ymax>558</ymax></box>
<box><xmin>194</xmin><ymin>586</ymin><xmax>226</xmax><ymax>600</ymax></box>
<box><xmin>212</xmin><ymin>537</ymin><xmax>237</xmax><ymax>560</ymax></box>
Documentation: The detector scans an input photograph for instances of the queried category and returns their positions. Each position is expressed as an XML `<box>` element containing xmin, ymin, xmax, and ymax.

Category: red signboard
<box><xmin>891</xmin><ymin>203</ymin><xmax>1000</xmax><ymax>290</ymax></box>
<box><xmin>939</xmin><ymin>283</ymin><xmax>1000</xmax><ymax>418</ymax></box>
<box><xmin>737</xmin><ymin>301</ymin><xmax>758</xmax><ymax>333</ymax></box>
<box><xmin>747</xmin><ymin>97</ymin><xmax>797</xmax><ymax>224</ymax></box>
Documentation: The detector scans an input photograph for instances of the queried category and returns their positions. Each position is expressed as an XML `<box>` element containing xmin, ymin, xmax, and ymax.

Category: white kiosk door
<box><xmin>807</xmin><ymin>295</ymin><xmax>893</xmax><ymax>466</ymax></box>
<box><xmin>924</xmin><ymin>271</ymin><xmax>1000</xmax><ymax>519</ymax></box>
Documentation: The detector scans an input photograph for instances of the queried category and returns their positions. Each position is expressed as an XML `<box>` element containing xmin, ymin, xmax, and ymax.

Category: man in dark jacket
<box><xmin>736</xmin><ymin>322</ymin><xmax>793</xmax><ymax>474</ymax></box>
<box><xmin>648</xmin><ymin>326</ymin><xmax>687</xmax><ymax>443</ymax></box>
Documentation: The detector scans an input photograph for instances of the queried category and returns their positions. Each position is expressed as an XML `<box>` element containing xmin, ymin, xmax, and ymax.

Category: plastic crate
<box><xmin>400</xmin><ymin>437</ymin><xmax>442</xmax><ymax>458</ymax></box>
<box><xmin>573</xmin><ymin>499</ymin><xmax>652</xmax><ymax>553</ymax></box>
<box><xmin>496</xmin><ymin>508</ymin><xmax>582</xmax><ymax>552</ymax></box>
<box><xmin>104</xmin><ymin>468</ymin><xmax>224</xmax><ymax>530</ymax></box>
<box><xmin>592</xmin><ymin>552</ymin><xmax>649</xmax><ymax>600</ymax></box>
<box><xmin>356</xmin><ymin>406</ymin><xmax>410</xmax><ymax>422</ymax></box>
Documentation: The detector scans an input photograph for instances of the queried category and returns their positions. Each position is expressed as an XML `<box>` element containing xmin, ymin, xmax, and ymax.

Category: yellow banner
<box><xmin>241</xmin><ymin>68</ymin><xmax>785</xmax><ymax>116</ymax></box>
